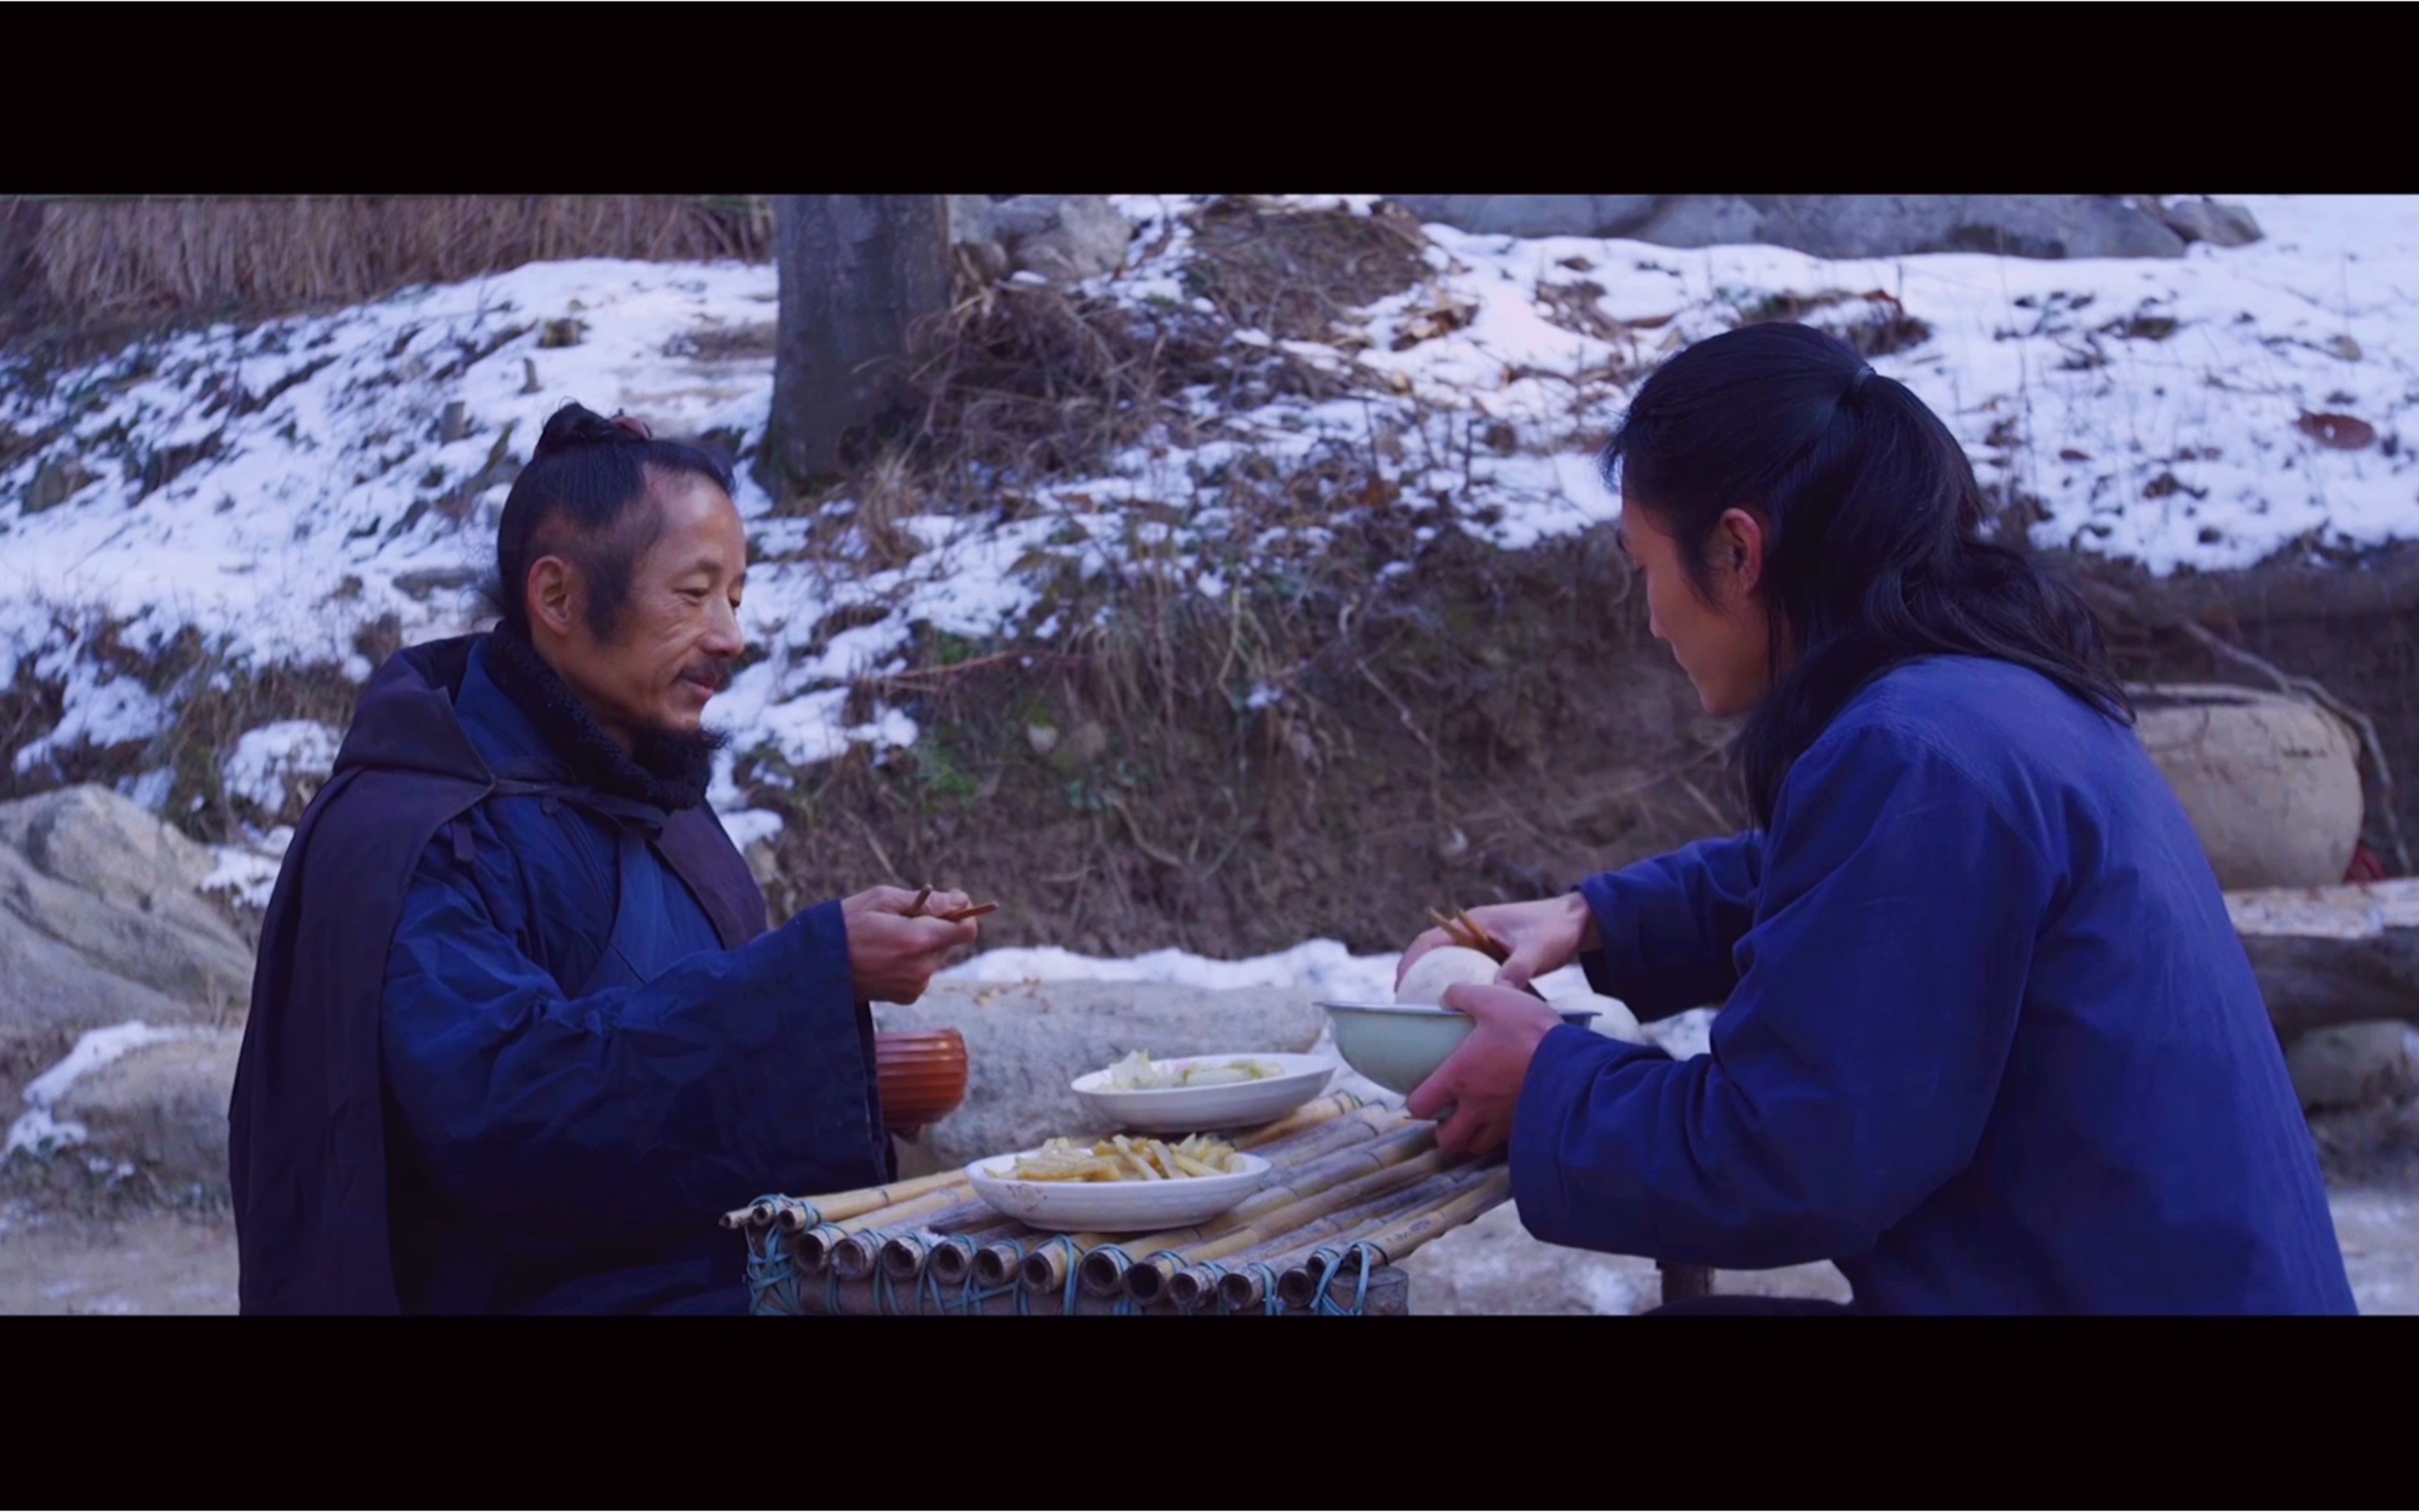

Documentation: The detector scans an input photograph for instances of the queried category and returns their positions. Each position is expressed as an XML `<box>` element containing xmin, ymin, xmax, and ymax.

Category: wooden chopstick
<box><xmin>903</xmin><ymin>885</ymin><xmax>995</xmax><ymax>924</ymax></box>
<box><xmin>1427</xmin><ymin>906</ymin><xmax>1509</xmax><ymax>964</ymax></box>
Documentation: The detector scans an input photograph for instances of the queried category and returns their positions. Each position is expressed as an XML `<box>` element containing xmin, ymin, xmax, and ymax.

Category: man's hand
<box><xmin>1404</xmin><ymin>983</ymin><xmax>1565</xmax><ymax>1156</ymax></box>
<box><xmin>1393</xmin><ymin>892</ymin><xmax>1603</xmax><ymax>996</ymax></box>
<box><xmin>842</xmin><ymin>886</ymin><xmax>981</xmax><ymax>1004</ymax></box>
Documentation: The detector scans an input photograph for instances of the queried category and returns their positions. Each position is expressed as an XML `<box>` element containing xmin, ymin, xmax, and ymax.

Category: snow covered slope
<box><xmin>5</xmin><ymin>195</ymin><xmax>2414</xmax><ymax>866</ymax></box>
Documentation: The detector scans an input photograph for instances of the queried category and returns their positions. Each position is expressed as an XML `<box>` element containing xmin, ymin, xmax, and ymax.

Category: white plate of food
<box><xmin>965</xmin><ymin>1135</ymin><xmax>1274</xmax><ymax>1233</ymax></box>
<box><xmin>1070</xmin><ymin>1050</ymin><xmax>1337</xmax><ymax>1133</ymax></box>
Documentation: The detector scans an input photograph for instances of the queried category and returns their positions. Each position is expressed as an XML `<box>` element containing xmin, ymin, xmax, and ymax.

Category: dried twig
<box><xmin>853</xmin><ymin>815</ymin><xmax>903</xmax><ymax>885</ymax></box>
<box><xmin>1108</xmin><ymin>793</ymin><xmax>1187</xmax><ymax>871</ymax></box>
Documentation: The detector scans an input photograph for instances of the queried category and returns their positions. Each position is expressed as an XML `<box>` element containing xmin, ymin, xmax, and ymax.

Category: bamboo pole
<box><xmin>1096</xmin><ymin>1124</ymin><xmax>1442</xmax><ymax>1300</ymax></box>
<box><xmin>1187</xmin><ymin>1161</ymin><xmax>1499</xmax><ymax>1310</ymax></box>
<box><xmin>720</xmin><ymin>1197</ymin><xmax>784</xmax><ymax>1232</ymax></box>
<box><xmin>875</xmin><ymin>1203</ymin><xmax>1029</xmax><ymax>1284</ymax></box>
<box><xmin>1233</xmin><ymin>1091</ymin><xmax>1366</xmax><ymax>1150</ymax></box>
<box><xmin>1276</xmin><ymin>1167</ymin><xmax>1513</xmax><ymax>1308</ymax></box>
<box><xmin>821</xmin><ymin>1182</ymin><xmax>971</xmax><ymax>1238</ymax></box>
<box><xmin>767</xmin><ymin>1255</ymin><xmax>1414</xmax><ymax>1317</ymax></box>
<box><xmin>971</xmin><ymin>1238</ymin><xmax>1029</xmax><ymax>1289</ymax></box>
<box><xmin>1213</xmin><ymin>1160</ymin><xmax>1503</xmax><ymax>1311</ymax></box>
<box><xmin>927</xmin><ymin>1235</ymin><xmax>993</xmax><ymax>1288</ymax></box>
<box><xmin>775</xmin><ymin>1168</ymin><xmax>968</xmax><ymax>1229</ymax></box>
<box><xmin>879</xmin><ymin>1230</ymin><xmax>939</xmax><ymax>1284</ymax></box>
<box><xmin>1142</xmin><ymin>1146</ymin><xmax>1462</xmax><ymax>1307</ymax></box>
<box><xmin>793</xmin><ymin>1179</ymin><xmax>975</xmax><ymax>1269</ymax></box>
<box><xmin>1244</xmin><ymin>1103</ymin><xmax>1409</xmax><ymax>1167</ymax></box>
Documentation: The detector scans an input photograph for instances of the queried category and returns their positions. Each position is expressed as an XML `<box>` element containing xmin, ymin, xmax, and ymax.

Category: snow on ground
<box><xmin>937</xmin><ymin>936</ymin><xmax>1716</xmax><ymax>1058</ymax></box>
<box><xmin>5</xmin><ymin>195</ymin><xmax>2417</xmax><ymax>862</ymax></box>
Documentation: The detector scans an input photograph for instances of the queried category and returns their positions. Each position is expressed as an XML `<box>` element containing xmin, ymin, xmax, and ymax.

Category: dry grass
<box><xmin>1180</xmin><ymin>195</ymin><xmax>1432</xmax><ymax>341</ymax></box>
<box><xmin>6</xmin><ymin>195</ymin><xmax>770</xmax><ymax>345</ymax></box>
<box><xmin>1</xmin><ymin>608</ymin><xmax>363</xmax><ymax>841</ymax></box>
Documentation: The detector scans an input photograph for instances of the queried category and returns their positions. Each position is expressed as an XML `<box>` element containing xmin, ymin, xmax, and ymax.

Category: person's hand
<box><xmin>1393</xmin><ymin>892</ymin><xmax>1602</xmax><ymax>996</ymax></box>
<box><xmin>842</xmin><ymin>886</ymin><xmax>981</xmax><ymax>1004</ymax></box>
<box><xmin>1405</xmin><ymin>982</ymin><xmax>1566</xmax><ymax>1155</ymax></box>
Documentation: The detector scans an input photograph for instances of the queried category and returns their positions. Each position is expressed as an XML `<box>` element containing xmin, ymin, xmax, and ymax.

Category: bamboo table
<box><xmin>724</xmin><ymin>1092</ymin><xmax>1502</xmax><ymax>1317</ymax></box>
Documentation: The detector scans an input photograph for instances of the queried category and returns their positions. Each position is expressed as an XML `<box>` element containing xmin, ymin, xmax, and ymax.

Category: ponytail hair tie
<box><xmin>611</xmin><ymin>413</ymin><xmax>652</xmax><ymax>440</ymax></box>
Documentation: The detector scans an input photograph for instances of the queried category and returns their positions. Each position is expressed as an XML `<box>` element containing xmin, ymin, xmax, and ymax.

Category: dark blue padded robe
<box><xmin>228</xmin><ymin>635</ymin><xmax>888</xmax><ymax>1314</ymax></box>
<box><xmin>1512</xmin><ymin>656</ymin><xmax>2358</xmax><ymax>1314</ymax></box>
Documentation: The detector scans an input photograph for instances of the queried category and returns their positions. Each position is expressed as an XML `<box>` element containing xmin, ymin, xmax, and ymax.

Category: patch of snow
<box><xmin>939</xmin><ymin>936</ymin><xmax>1604</xmax><ymax>1011</ymax></box>
<box><xmin>1580</xmin><ymin>1266</ymin><xmax>1643</xmax><ymax>1317</ymax></box>
<box><xmin>202</xmin><ymin>845</ymin><xmax>284</xmax><ymax>910</ymax></box>
<box><xmin>717</xmin><ymin>807</ymin><xmax>784</xmax><ymax>852</ymax></box>
<box><xmin>222</xmin><ymin>719</ymin><xmax>342</xmax><ymax>814</ymax></box>
<box><xmin>5</xmin><ymin>1022</ymin><xmax>195</xmax><ymax>1160</ymax></box>
<box><xmin>8</xmin><ymin>196</ymin><xmax>2418</xmax><ymax>789</ymax></box>
<box><xmin>118</xmin><ymin>767</ymin><xmax>175</xmax><ymax>811</ymax></box>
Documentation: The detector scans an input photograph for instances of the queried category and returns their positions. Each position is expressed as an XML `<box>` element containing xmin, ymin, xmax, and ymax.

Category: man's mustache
<box><xmin>682</xmin><ymin>657</ymin><xmax>735</xmax><ymax>692</ymax></box>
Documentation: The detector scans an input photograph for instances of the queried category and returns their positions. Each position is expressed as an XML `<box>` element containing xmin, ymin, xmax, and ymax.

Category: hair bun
<box><xmin>532</xmin><ymin>402</ymin><xmax>648</xmax><ymax>459</ymax></box>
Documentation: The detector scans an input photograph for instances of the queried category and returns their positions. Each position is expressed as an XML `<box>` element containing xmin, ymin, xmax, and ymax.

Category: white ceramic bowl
<box><xmin>965</xmin><ymin>1149</ymin><xmax>1273</xmax><ymax>1234</ymax></box>
<box><xmin>1070</xmin><ymin>1052</ymin><xmax>1336</xmax><ymax>1133</ymax></box>
<box><xmin>1317</xmin><ymin>1001</ymin><xmax>1601</xmax><ymax>1096</ymax></box>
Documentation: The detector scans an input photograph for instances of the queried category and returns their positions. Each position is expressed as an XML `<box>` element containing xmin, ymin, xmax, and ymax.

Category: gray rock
<box><xmin>1384</xmin><ymin>195</ymin><xmax>1662</xmax><ymax>240</ymax></box>
<box><xmin>947</xmin><ymin>195</ymin><xmax>1131</xmax><ymax>284</ymax></box>
<box><xmin>1386</xmin><ymin>194</ymin><xmax>2193</xmax><ymax>261</ymax></box>
<box><xmin>873</xmin><ymin>978</ymin><xmax>1325</xmax><ymax>1170</ymax></box>
<box><xmin>0</xmin><ymin>786</ymin><xmax>236</xmax><ymax>943</ymax></box>
<box><xmin>22</xmin><ymin>457</ymin><xmax>96</xmax><ymax>515</ymax></box>
<box><xmin>2157</xmin><ymin>196</ymin><xmax>2264</xmax><ymax>248</ymax></box>
<box><xmin>1625</xmin><ymin>195</ymin><xmax>1771</xmax><ymax>250</ymax></box>
<box><xmin>2288</xmin><ymin>1021</ymin><xmax>2419</xmax><ymax>1112</ymax></box>
<box><xmin>0</xmin><ymin>787</ymin><xmax>252</xmax><ymax>1103</ymax></box>
<box><xmin>0</xmin><ymin>902</ymin><xmax>202</xmax><ymax>1102</ymax></box>
<box><xmin>0</xmin><ymin>836</ymin><xmax>253</xmax><ymax>1010</ymax></box>
<box><xmin>46</xmin><ymin>1031</ymin><xmax>241</xmax><ymax>1199</ymax></box>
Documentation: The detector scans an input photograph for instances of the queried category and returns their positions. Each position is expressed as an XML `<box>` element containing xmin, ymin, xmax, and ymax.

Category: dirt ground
<box><xmin>7</xmin><ymin>1103</ymin><xmax>2416</xmax><ymax>1315</ymax></box>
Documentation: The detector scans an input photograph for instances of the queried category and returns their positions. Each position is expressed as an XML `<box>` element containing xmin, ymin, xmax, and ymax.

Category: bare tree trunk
<box><xmin>764</xmin><ymin>195</ymin><xmax>950</xmax><ymax>493</ymax></box>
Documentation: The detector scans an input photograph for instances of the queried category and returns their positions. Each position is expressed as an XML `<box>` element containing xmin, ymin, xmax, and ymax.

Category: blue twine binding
<box><xmin>1256</xmin><ymin>1263</ymin><xmax>1284</xmax><ymax>1317</ymax></box>
<box><xmin>743</xmin><ymin>1228</ymin><xmax>800</xmax><ymax>1316</ymax></box>
<box><xmin>1315</xmin><ymin>1245</ymin><xmax>1376</xmax><ymax>1316</ymax></box>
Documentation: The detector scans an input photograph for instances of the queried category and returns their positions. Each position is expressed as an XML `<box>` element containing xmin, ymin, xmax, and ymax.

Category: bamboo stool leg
<box><xmin>1657</xmin><ymin>1261</ymin><xmax>1714</xmax><ymax>1306</ymax></box>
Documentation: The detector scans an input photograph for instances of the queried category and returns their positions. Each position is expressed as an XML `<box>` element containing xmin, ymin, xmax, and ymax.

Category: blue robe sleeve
<box><xmin>1574</xmin><ymin>832</ymin><xmax>1764</xmax><ymax>1021</ymax></box>
<box><xmin>1512</xmin><ymin>721</ymin><xmax>2050</xmax><ymax>1269</ymax></box>
<box><xmin>378</xmin><ymin>838</ymin><xmax>878</xmax><ymax>1242</ymax></box>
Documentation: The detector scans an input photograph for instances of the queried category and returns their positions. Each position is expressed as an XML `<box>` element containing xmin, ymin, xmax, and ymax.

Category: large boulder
<box><xmin>0</xmin><ymin>902</ymin><xmax>200</xmax><ymax>1099</ymax></box>
<box><xmin>1383</xmin><ymin>194</ymin><xmax>2193</xmax><ymax>260</ymax></box>
<box><xmin>0</xmin><ymin>786</ymin><xmax>253</xmax><ymax>1101</ymax></box>
<box><xmin>947</xmin><ymin>195</ymin><xmax>1132</xmax><ymax>284</ymax></box>
<box><xmin>2131</xmin><ymin>685</ymin><xmax>2366</xmax><ymax>890</ymax></box>
<box><xmin>873</xmin><ymin>978</ymin><xmax>1325</xmax><ymax>1171</ymax></box>
<box><xmin>0</xmin><ymin>785</ymin><xmax>234</xmax><ymax>942</ymax></box>
<box><xmin>2155</xmin><ymin>196</ymin><xmax>2264</xmax><ymax>248</ymax></box>
<box><xmin>41</xmin><ymin>1030</ymin><xmax>242</xmax><ymax>1200</ymax></box>
<box><xmin>0</xmin><ymin>798</ymin><xmax>255</xmax><ymax>1006</ymax></box>
<box><xmin>2287</xmin><ymin>1021</ymin><xmax>2419</xmax><ymax>1113</ymax></box>
<box><xmin>1384</xmin><ymin>195</ymin><xmax>1662</xmax><ymax>240</ymax></box>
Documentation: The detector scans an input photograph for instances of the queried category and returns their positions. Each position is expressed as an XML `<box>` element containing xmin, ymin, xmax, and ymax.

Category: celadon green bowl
<box><xmin>1317</xmin><ymin>1001</ymin><xmax>1600</xmax><ymax>1096</ymax></box>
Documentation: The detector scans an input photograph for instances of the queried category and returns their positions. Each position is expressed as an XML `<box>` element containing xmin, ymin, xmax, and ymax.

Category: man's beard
<box><xmin>629</xmin><ymin>718</ymin><xmax>730</xmax><ymax>796</ymax></box>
